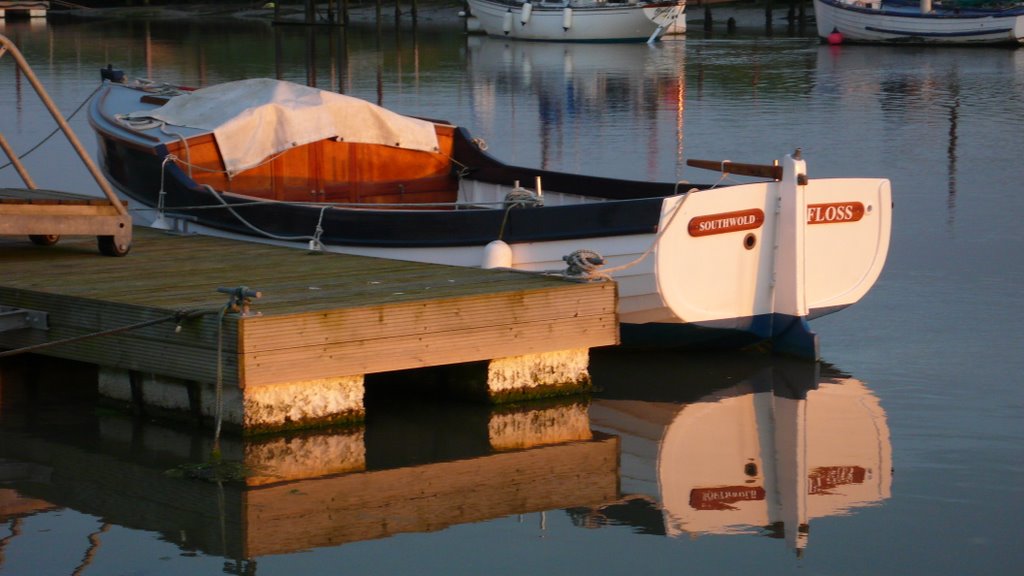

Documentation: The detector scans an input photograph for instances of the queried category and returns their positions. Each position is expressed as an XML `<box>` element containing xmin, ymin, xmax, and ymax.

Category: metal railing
<box><xmin>0</xmin><ymin>33</ymin><xmax>128</xmax><ymax>219</ymax></box>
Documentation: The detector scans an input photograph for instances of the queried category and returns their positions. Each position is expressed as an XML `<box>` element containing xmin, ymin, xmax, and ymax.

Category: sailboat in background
<box><xmin>814</xmin><ymin>0</ymin><xmax>1024</xmax><ymax>46</ymax></box>
<box><xmin>465</xmin><ymin>0</ymin><xmax>686</xmax><ymax>43</ymax></box>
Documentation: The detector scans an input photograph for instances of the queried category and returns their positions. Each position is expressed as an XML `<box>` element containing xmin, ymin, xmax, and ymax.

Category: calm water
<box><xmin>2</xmin><ymin>8</ymin><xmax>1023</xmax><ymax>575</ymax></box>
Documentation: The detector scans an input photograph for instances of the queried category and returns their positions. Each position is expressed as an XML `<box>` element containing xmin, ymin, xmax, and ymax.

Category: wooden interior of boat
<box><xmin>162</xmin><ymin>123</ymin><xmax>461</xmax><ymax>207</ymax></box>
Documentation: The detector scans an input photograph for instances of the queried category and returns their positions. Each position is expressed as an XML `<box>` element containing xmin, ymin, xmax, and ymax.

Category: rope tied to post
<box><xmin>556</xmin><ymin>188</ymin><xmax>695</xmax><ymax>282</ymax></box>
<box><xmin>563</xmin><ymin>249</ymin><xmax>607</xmax><ymax>278</ymax></box>
<box><xmin>212</xmin><ymin>286</ymin><xmax>262</xmax><ymax>460</ymax></box>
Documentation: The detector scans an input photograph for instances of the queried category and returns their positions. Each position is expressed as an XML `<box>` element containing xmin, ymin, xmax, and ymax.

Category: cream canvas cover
<box><xmin>128</xmin><ymin>78</ymin><xmax>440</xmax><ymax>176</ymax></box>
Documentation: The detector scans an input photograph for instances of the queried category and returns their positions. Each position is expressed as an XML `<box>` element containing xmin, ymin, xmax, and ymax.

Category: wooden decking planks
<box><xmin>0</xmin><ymin>227</ymin><xmax>618</xmax><ymax>388</ymax></box>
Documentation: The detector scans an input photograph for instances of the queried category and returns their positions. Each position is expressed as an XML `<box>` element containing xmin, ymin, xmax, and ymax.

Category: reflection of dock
<box><xmin>245</xmin><ymin>433</ymin><xmax>616</xmax><ymax>556</ymax></box>
<box><xmin>585</xmin><ymin>351</ymin><xmax>892</xmax><ymax>555</ymax></box>
<box><xmin>0</xmin><ymin>395</ymin><xmax>618</xmax><ymax>559</ymax></box>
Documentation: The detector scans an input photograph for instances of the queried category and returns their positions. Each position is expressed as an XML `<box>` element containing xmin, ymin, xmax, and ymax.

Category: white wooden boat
<box><xmin>465</xmin><ymin>0</ymin><xmax>685</xmax><ymax>43</ymax></box>
<box><xmin>88</xmin><ymin>76</ymin><xmax>892</xmax><ymax>361</ymax></box>
<box><xmin>814</xmin><ymin>0</ymin><xmax>1024</xmax><ymax>45</ymax></box>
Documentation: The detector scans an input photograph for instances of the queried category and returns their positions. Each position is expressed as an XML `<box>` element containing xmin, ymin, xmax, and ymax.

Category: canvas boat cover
<box><xmin>126</xmin><ymin>78</ymin><xmax>440</xmax><ymax>176</ymax></box>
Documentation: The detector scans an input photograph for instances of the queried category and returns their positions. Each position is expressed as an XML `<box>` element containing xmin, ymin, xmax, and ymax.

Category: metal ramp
<box><xmin>0</xmin><ymin>33</ymin><xmax>131</xmax><ymax>256</ymax></box>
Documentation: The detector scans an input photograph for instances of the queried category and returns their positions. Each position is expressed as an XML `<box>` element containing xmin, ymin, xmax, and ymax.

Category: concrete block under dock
<box><xmin>0</xmin><ymin>227</ymin><xmax>618</xmax><ymax>433</ymax></box>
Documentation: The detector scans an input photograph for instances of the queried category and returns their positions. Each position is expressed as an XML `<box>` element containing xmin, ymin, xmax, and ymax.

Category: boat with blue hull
<box><xmin>814</xmin><ymin>0</ymin><xmax>1024</xmax><ymax>45</ymax></box>
<box><xmin>88</xmin><ymin>76</ymin><xmax>892</xmax><ymax>360</ymax></box>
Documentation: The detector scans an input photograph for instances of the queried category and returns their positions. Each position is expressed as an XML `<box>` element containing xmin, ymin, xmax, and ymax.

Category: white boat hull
<box><xmin>814</xmin><ymin>0</ymin><xmax>1024</xmax><ymax>45</ymax></box>
<box><xmin>467</xmin><ymin>0</ymin><xmax>685</xmax><ymax>42</ymax></box>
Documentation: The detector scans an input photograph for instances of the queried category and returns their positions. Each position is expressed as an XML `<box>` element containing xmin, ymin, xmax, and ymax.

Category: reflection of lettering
<box><xmin>689</xmin><ymin>486</ymin><xmax>766</xmax><ymax>510</ymax></box>
<box><xmin>808</xmin><ymin>466</ymin><xmax>867</xmax><ymax>494</ymax></box>
<box><xmin>807</xmin><ymin>202</ymin><xmax>865</xmax><ymax>224</ymax></box>
<box><xmin>688</xmin><ymin>209</ymin><xmax>765</xmax><ymax>237</ymax></box>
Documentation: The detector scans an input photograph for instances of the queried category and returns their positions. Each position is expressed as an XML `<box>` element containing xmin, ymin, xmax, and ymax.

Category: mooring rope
<box><xmin>0</xmin><ymin>309</ymin><xmax>212</xmax><ymax>359</ymax></box>
<box><xmin>560</xmin><ymin>174</ymin><xmax>739</xmax><ymax>281</ymax></box>
<box><xmin>494</xmin><ymin>185</ymin><xmax>697</xmax><ymax>282</ymax></box>
<box><xmin>161</xmin><ymin>146</ymin><xmax>290</xmax><ymax>178</ymax></box>
<box><xmin>144</xmin><ymin>195</ymin><xmax>507</xmax><ymax>212</ymax></box>
<box><xmin>211</xmin><ymin>286</ymin><xmax>260</xmax><ymax>459</ymax></box>
<box><xmin>585</xmin><ymin>187</ymin><xmax>695</xmax><ymax>278</ymax></box>
<box><xmin>214</xmin><ymin>306</ymin><xmax>226</xmax><ymax>457</ymax></box>
<box><xmin>496</xmin><ymin>185</ymin><xmax>543</xmax><ymax>241</ymax></box>
<box><xmin>0</xmin><ymin>84</ymin><xmax>103</xmax><ymax>173</ymax></box>
<box><xmin>199</xmin><ymin>184</ymin><xmax>321</xmax><ymax>244</ymax></box>
<box><xmin>1</xmin><ymin>286</ymin><xmax>258</xmax><ymax>466</ymax></box>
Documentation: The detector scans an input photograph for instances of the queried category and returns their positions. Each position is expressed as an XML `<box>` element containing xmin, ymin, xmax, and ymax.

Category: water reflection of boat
<box><xmin>466</xmin><ymin>0</ymin><xmax>685</xmax><ymax>43</ymax></box>
<box><xmin>466</xmin><ymin>36</ymin><xmax>688</xmax><ymax>171</ymax></box>
<box><xmin>580</xmin><ymin>350</ymin><xmax>892</xmax><ymax>554</ymax></box>
<box><xmin>467</xmin><ymin>35</ymin><xmax>686</xmax><ymax>119</ymax></box>
<box><xmin>814</xmin><ymin>0</ymin><xmax>1024</xmax><ymax>46</ymax></box>
<box><xmin>0</xmin><ymin>369</ymin><xmax>616</xmax><ymax>560</ymax></box>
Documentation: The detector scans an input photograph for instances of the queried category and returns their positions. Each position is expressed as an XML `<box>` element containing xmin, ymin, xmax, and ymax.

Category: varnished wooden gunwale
<box><xmin>0</xmin><ymin>228</ymin><xmax>618</xmax><ymax>389</ymax></box>
<box><xmin>163</xmin><ymin>123</ymin><xmax>460</xmax><ymax>205</ymax></box>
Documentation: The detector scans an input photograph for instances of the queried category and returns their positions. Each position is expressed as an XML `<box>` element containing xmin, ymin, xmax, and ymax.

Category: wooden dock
<box><xmin>0</xmin><ymin>227</ymin><xmax>618</xmax><ymax>433</ymax></box>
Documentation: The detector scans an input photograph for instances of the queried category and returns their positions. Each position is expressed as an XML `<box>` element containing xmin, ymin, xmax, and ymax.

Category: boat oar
<box><xmin>686</xmin><ymin>159</ymin><xmax>783</xmax><ymax>181</ymax></box>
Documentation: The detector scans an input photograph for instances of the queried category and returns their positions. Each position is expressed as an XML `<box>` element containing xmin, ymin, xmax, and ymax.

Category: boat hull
<box><xmin>814</xmin><ymin>0</ymin><xmax>1024</xmax><ymax>45</ymax></box>
<box><xmin>466</xmin><ymin>0</ymin><xmax>684</xmax><ymax>42</ymax></box>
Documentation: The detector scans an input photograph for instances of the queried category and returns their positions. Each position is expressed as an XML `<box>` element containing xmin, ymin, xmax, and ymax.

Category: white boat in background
<box><xmin>586</xmin><ymin>354</ymin><xmax>892</xmax><ymax>554</ymax></box>
<box><xmin>466</xmin><ymin>0</ymin><xmax>685</xmax><ymax>43</ymax></box>
<box><xmin>814</xmin><ymin>0</ymin><xmax>1024</xmax><ymax>45</ymax></box>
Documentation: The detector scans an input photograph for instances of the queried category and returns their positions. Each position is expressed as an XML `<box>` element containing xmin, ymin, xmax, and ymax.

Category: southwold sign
<box><xmin>688</xmin><ymin>209</ymin><xmax>765</xmax><ymax>237</ymax></box>
<box><xmin>688</xmin><ymin>202</ymin><xmax>866</xmax><ymax>237</ymax></box>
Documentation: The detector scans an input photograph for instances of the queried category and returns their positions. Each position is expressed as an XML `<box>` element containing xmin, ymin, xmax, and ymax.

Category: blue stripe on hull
<box><xmin>865</xmin><ymin>25</ymin><xmax>1012</xmax><ymax>38</ymax></box>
